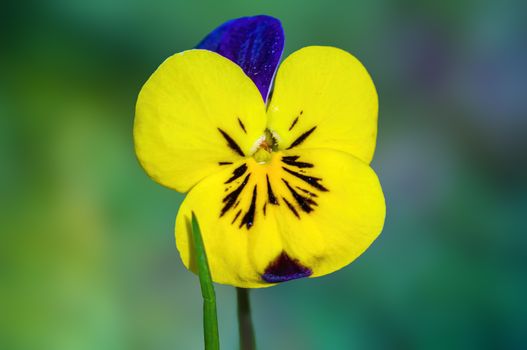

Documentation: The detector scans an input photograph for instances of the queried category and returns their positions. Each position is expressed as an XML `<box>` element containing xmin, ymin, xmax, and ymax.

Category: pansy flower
<box><xmin>134</xmin><ymin>15</ymin><xmax>385</xmax><ymax>288</ymax></box>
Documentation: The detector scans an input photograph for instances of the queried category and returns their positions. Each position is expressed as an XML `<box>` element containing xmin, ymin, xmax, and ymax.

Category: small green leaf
<box><xmin>191</xmin><ymin>212</ymin><xmax>220</xmax><ymax>350</ymax></box>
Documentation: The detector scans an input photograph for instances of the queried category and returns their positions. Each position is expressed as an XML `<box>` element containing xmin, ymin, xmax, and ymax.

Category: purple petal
<box><xmin>197</xmin><ymin>15</ymin><xmax>284</xmax><ymax>102</ymax></box>
<box><xmin>262</xmin><ymin>251</ymin><xmax>312</xmax><ymax>283</ymax></box>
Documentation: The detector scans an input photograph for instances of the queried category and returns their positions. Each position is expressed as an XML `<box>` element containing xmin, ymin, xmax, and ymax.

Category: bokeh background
<box><xmin>2</xmin><ymin>1</ymin><xmax>527</xmax><ymax>349</ymax></box>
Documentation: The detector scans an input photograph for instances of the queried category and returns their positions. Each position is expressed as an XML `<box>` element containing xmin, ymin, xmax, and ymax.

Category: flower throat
<box><xmin>253</xmin><ymin>129</ymin><xmax>278</xmax><ymax>164</ymax></box>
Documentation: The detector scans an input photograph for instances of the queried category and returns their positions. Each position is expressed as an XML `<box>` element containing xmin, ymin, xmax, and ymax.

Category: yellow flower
<box><xmin>134</xmin><ymin>46</ymin><xmax>385</xmax><ymax>288</ymax></box>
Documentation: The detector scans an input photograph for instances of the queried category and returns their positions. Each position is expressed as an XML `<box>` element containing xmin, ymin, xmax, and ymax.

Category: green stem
<box><xmin>236</xmin><ymin>288</ymin><xmax>256</xmax><ymax>350</ymax></box>
<box><xmin>191</xmin><ymin>213</ymin><xmax>220</xmax><ymax>350</ymax></box>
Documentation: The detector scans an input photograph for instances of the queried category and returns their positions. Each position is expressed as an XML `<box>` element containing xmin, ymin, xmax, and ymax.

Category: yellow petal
<box><xmin>134</xmin><ymin>49</ymin><xmax>267</xmax><ymax>192</ymax></box>
<box><xmin>175</xmin><ymin>148</ymin><xmax>385</xmax><ymax>288</ymax></box>
<box><xmin>266</xmin><ymin>46</ymin><xmax>379</xmax><ymax>164</ymax></box>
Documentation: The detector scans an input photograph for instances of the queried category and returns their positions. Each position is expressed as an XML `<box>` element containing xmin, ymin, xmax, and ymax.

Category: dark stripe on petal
<box><xmin>282</xmin><ymin>197</ymin><xmax>300</xmax><ymax>218</ymax></box>
<box><xmin>286</xmin><ymin>126</ymin><xmax>317</xmax><ymax>150</ymax></box>
<box><xmin>238</xmin><ymin>117</ymin><xmax>247</xmax><ymax>133</ymax></box>
<box><xmin>288</xmin><ymin>116</ymin><xmax>299</xmax><ymax>131</ymax></box>
<box><xmin>263</xmin><ymin>203</ymin><xmax>267</xmax><ymax>216</ymax></box>
<box><xmin>282</xmin><ymin>179</ymin><xmax>316</xmax><ymax>213</ymax></box>
<box><xmin>282</xmin><ymin>156</ymin><xmax>314</xmax><ymax>168</ymax></box>
<box><xmin>231</xmin><ymin>209</ymin><xmax>242</xmax><ymax>224</ymax></box>
<box><xmin>262</xmin><ymin>251</ymin><xmax>312</xmax><ymax>283</ymax></box>
<box><xmin>218</xmin><ymin>161</ymin><xmax>233</xmax><ymax>165</ymax></box>
<box><xmin>221</xmin><ymin>174</ymin><xmax>250</xmax><ymax>216</ymax></box>
<box><xmin>218</xmin><ymin>128</ymin><xmax>245</xmax><ymax>156</ymax></box>
<box><xmin>296</xmin><ymin>186</ymin><xmax>318</xmax><ymax>198</ymax></box>
<box><xmin>225</xmin><ymin>164</ymin><xmax>247</xmax><ymax>184</ymax></box>
<box><xmin>282</xmin><ymin>167</ymin><xmax>329</xmax><ymax>192</ymax></box>
<box><xmin>240</xmin><ymin>185</ymin><xmax>257</xmax><ymax>229</ymax></box>
<box><xmin>266</xmin><ymin>174</ymin><xmax>278</xmax><ymax>205</ymax></box>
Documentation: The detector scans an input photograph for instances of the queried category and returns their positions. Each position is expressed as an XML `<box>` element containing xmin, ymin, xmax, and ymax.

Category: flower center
<box><xmin>251</xmin><ymin>129</ymin><xmax>278</xmax><ymax>164</ymax></box>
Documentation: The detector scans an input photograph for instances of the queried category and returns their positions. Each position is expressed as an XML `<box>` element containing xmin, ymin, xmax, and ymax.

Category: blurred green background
<box><xmin>2</xmin><ymin>0</ymin><xmax>526</xmax><ymax>349</ymax></box>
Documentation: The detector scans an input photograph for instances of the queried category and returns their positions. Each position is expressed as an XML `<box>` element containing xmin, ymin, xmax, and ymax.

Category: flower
<box><xmin>134</xmin><ymin>16</ymin><xmax>385</xmax><ymax>288</ymax></box>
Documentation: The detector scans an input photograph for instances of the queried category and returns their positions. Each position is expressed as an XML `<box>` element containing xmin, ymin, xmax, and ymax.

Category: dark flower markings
<box><xmin>287</xmin><ymin>126</ymin><xmax>316</xmax><ymax>149</ymax></box>
<box><xmin>225</xmin><ymin>163</ymin><xmax>247</xmax><ymax>184</ymax></box>
<box><xmin>231</xmin><ymin>209</ymin><xmax>242</xmax><ymax>224</ymax></box>
<box><xmin>288</xmin><ymin>110</ymin><xmax>303</xmax><ymax>131</ymax></box>
<box><xmin>218</xmin><ymin>128</ymin><xmax>244</xmax><ymax>156</ymax></box>
<box><xmin>239</xmin><ymin>186</ymin><xmax>257</xmax><ymax>229</ymax></box>
<box><xmin>237</xmin><ymin>117</ymin><xmax>247</xmax><ymax>133</ymax></box>
<box><xmin>221</xmin><ymin>173</ymin><xmax>250</xmax><ymax>217</ymax></box>
<box><xmin>288</xmin><ymin>116</ymin><xmax>299</xmax><ymax>131</ymax></box>
<box><xmin>296</xmin><ymin>186</ymin><xmax>318</xmax><ymax>198</ymax></box>
<box><xmin>266</xmin><ymin>175</ymin><xmax>278</xmax><ymax>205</ymax></box>
<box><xmin>220</xmin><ymin>167</ymin><xmax>257</xmax><ymax>230</ymax></box>
<box><xmin>262</xmin><ymin>251</ymin><xmax>312</xmax><ymax>283</ymax></box>
<box><xmin>279</xmin><ymin>153</ymin><xmax>327</xmax><ymax>217</ymax></box>
<box><xmin>282</xmin><ymin>179</ymin><xmax>317</xmax><ymax>213</ymax></box>
<box><xmin>221</xmin><ymin>154</ymin><xmax>327</xmax><ymax>227</ymax></box>
<box><xmin>282</xmin><ymin>197</ymin><xmax>299</xmax><ymax>218</ymax></box>
<box><xmin>282</xmin><ymin>156</ymin><xmax>314</xmax><ymax>168</ymax></box>
<box><xmin>282</xmin><ymin>167</ymin><xmax>328</xmax><ymax>192</ymax></box>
